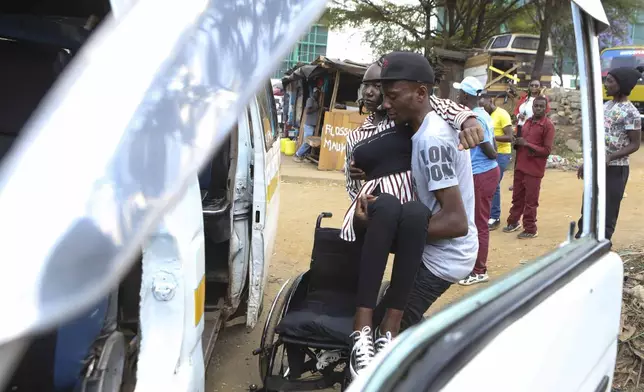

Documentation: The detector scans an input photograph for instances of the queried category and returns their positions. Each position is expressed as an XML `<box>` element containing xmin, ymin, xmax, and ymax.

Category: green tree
<box><xmin>524</xmin><ymin>0</ymin><xmax>641</xmax><ymax>82</ymax></box>
<box><xmin>324</xmin><ymin>0</ymin><xmax>527</xmax><ymax>56</ymax></box>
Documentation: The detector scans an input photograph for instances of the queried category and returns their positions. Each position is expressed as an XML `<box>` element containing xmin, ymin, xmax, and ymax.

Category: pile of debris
<box><xmin>614</xmin><ymin>247</ymin><xmax>644</xmax><ymax>391</ymax></box>
<box><xmin>544</xmin><ymin>88</ymin><xmax>583</xmax><ymax>127</ymax></box>
<box><xmin>546</xmin><ymin>154</ymin><xmax>581</xmax><ymax>171</ymax></box>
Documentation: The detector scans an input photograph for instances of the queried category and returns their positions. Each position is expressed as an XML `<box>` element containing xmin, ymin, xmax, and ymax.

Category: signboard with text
<box><xmin>318</xmin><ymin>110</ymin><xmax>367</xmax><ymax>171</ymax></box>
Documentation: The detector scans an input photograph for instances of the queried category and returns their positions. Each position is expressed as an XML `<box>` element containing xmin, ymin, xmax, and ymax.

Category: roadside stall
<box><xmin>282</xmin><ymin>56</ymin><xmax>368</xmax><ymax>171</ymax></box>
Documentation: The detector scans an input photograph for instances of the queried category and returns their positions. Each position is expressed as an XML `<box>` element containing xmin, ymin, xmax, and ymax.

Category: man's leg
<box><xmin>373</xmin><ymin>264</ymin><xmax>452</xmax><ymax>332</ymax></box>
<box><xmin>473</xmin><ymin>167</ymin><xmax>500</xmax><ymax>275</ymax></box>
<box><xmin>506</xmin><ymin>170</ymin><xmax>526</xmax><ymax>227</ymax></box>
<box><xmin>605</xmin><ymin>166</ymin><xmax>629</xmax><ymax>241</ymax></box>
<box><xmin>295</xmin><ymin>124</ymin><xmax>315</xmax><ymax>158</ymax></box>
<box><xmin>521</xmin><ymin>174</ymin><xmax>543</xmax><ymax>235</ymax></box>
<box><xmin>490</xmin><ymin>153</ymin><xmax>511</xmax><ymax>222</ymax></box>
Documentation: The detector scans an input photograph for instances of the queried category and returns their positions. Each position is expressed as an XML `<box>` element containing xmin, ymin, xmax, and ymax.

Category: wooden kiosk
<box><xmin>283</xmin><ymin>56</ymin><xmax>368</xmax><ymax>171</ymax></box>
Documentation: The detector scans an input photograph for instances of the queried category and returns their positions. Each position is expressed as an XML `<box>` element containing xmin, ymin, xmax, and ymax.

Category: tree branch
<box><xmin>360</xmin><ymin>0</ymin><xmax>424</xmax><ymax>38</ymax></box>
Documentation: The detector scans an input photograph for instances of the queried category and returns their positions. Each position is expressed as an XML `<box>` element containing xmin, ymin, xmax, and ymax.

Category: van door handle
<box><xmin>594</xmin><ymin>375</ymin><xmax>610</xmax><ymax>392</ymax></box>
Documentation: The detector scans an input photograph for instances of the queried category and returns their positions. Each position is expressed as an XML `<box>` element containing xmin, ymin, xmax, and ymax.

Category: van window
<box><xmin>491</xmin><ymin>35</ymin><xmax>511</xmax><ymax>49</ymax></box>
<box><xmin>247</xmin><ymin>108</ymin><xmax>254</xmax><ymax>149</ymax></box>
<box><xmin>511</xmin><ymin>36</ymin><xmax>541</xmax><ymax>51</ymax></box>
<box><xmin>256</xmin><ymin>83</ymin><xmax>278</xmax><ymax>151</ymax></box>
<box><xmin>485</xmin><ymin>37</ymin><xmax>495</xmax><ymax>49</ymax></box>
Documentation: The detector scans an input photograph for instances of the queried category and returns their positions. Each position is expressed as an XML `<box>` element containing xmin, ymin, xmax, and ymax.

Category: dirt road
<box><xmin>207</xmin><ymin>151</ymin><xmax>644</xmax><ymax>392</ymax></box>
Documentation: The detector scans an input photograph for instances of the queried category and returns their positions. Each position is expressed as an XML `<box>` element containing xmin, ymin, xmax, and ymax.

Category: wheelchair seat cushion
<box><xmin>276</xmin><ymin>290</ymin><xmax>355</xmax><ymax>346</ymax></box>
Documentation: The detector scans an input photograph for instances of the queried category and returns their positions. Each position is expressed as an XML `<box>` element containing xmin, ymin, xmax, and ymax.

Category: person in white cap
<box><xmin>453</xmin><ymin>77</ymin><xmax>500</xmax><ymax>286</ymax></box>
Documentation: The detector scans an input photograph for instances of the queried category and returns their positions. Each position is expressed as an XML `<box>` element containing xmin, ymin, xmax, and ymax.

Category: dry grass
<box><xmin>614</xmin><ymin>247</ymin><xmax>644</xmax><ymax>391</ymax></box>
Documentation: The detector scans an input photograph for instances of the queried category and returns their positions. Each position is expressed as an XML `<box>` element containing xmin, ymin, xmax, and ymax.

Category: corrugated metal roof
<box><xmin>282</xmin><ymin>55</ymin><xmax>368</xmax><ymax>85</ymax></box>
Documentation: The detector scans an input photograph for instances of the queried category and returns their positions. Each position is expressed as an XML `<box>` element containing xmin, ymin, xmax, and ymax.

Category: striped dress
<box><xmin>340</xmin><ymin>95</ymin><xmax>475</xmax><ymax>242</ymax></box>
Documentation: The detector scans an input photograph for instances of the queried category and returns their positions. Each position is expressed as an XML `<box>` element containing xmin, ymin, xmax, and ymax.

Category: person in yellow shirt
<box><xmin>481</xmin><ymin>98</ymin><xmax>514</xmax><ymax>230</ymax></box>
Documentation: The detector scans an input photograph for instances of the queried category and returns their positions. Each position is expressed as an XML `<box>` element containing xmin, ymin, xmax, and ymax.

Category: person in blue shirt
<box><xmin>453</xmin><ymin>77</ymin><xmax>500</xmax><ymax>286</ymax></box>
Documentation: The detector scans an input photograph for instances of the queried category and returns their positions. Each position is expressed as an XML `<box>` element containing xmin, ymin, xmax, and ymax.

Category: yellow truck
<box><xmin>600</xmin><ymin>46</ymin><xmax>644</xmax><ymax>117</ymax></box>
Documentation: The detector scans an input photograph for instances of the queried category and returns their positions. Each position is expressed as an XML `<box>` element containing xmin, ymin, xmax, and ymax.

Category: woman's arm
<box><xmin>514</xmin><ymin>95</ymin><xmax>526</xmax><ymax>116</ymax></box>
<box><xmin>344</xmin><ymin>131</ymin><xmax>362</xmax><ymax>201</ymax></box>
<box><xmin>428</xmin><ymin>95</ymin><xmax>476</xmax><ymax>131</ymax></box>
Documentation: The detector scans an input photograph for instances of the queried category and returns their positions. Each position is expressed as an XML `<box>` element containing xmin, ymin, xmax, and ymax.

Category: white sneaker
<box><xmin>374</xmin><ymin>330</ymin><xmax>393</xmax><ymax>355</ymax></box>
<box><xmin>316</xmin><ymin>350</ymin><xmax>342</xmax><ymax>370</ymax></box>
<box><xmin>487</xmin><ymin>218</ymin><xmax>496</xmax><ymax>225</ymax></box>
<box><xmin>458</xmin><ymin>273</ymin><xmax>490</xmax><ymax>286</ymax></box>
<box><xmin>350</xmin><ymin>326</ymin><xmax>375</xmax><ymax>379</ymax></box>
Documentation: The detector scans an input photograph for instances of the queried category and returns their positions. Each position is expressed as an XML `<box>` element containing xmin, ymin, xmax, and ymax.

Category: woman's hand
<box><xmin>349</xmin><ymin>161</ymin><xmax>366</xmax><ymax>180</ymax></box>
<box><xmin>459</xmin><ymin>118</ymin><xmax>485</xmax><ymax>150</ymax></box>
<box><xmin>354</xmin><ymin>195</ymin><xmax>377</xmax><ymax>228</ymax></box>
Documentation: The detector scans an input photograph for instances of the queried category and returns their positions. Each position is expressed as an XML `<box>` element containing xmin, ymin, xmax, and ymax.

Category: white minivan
<box><xmin>0</xmin><ymin>0</ymin><xmax>296</xmax><ymax>390</ymax></box>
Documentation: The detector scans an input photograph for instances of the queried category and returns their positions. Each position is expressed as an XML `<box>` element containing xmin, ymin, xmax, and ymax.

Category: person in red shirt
<box><xmin>503</xmin><ymin>96</ymin><xmax>555</xmax><ymax>239</ymax></box>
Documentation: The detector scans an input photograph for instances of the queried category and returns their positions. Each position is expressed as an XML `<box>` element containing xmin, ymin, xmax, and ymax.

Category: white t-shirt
<box><xmin>411</xmin><ymin>112</ymin><xmax>478</xmax><ymax>283</ymax></box>
<box><xmin>517</xmin><ymin>96</ymin><xmax>535</xmax><ymax>126</ymax></box>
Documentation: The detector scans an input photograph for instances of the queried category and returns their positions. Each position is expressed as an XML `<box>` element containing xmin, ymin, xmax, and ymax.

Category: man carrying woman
<box><xmin>344</xmin><ymin>54</ymin><xmax>482</xmax><ymax>378</ymax></box>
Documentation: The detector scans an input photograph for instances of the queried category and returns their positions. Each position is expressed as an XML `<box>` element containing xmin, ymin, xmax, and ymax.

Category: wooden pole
<box><xmin>329</xmin><ymin>70</ymin><xmax>341</xmax><ymax>110</ymax></box>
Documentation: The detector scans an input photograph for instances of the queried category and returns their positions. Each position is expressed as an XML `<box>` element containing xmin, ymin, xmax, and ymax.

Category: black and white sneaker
<box><xmin>374</xmin><ymin>329</ymin><xmax>393</xmax><ymax>355</ymax></box>
<box><xmin>350</xmin><ymin>326</ymin><xmax>375</xmax><ymax>379</ymax></box>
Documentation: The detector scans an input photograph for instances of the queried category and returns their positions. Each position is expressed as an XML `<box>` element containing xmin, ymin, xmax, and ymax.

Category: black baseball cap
<box><xmin>379</xmin><ymin>51</ymin><xmax>435</xmax><ymax>84</ymax></box>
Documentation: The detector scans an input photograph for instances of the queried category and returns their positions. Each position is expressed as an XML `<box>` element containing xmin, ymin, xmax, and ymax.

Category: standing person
<box><xmin>575</xmin><ymin>67</ymin><xmax>642</xmax><ymax>241</ymax></box>
<box><xmin>369</xmin><ymin>51</ymin><xmax>478</xmax><ymax>332</ymax></box>
<box><xmin>452</xmin><ymin>77</ymin><xmax>500</xmax><ymax>286</ymax></box>
<box><xmin>293</xmin><ymin>87</ymin><xmax>321</xmax><ymax>162</ymax></box>
<box><xmin>503</xmin><ymin>96</ymin><xmax>555</xmax><ymax>239</ymax></box>
<box><xmin>481</xmin><ymin>98</ymin><xmax>514</xmax><ymax>230</ymax></box>
<box><xmin>342</xmin><ymin>57</ymin><xmax>484</xmax><ymax>378</ymax></box>
<box><xmin>514</xmin><ymin>79</ymin><xmax>550</xmax><ymax>136</ymax></box>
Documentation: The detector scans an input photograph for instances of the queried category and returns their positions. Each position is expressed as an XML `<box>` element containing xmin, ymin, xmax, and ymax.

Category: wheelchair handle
<box><xmin>316</xmin><ymin>212</ymin><xmax>333</xmax><ymax>229</ymax></box>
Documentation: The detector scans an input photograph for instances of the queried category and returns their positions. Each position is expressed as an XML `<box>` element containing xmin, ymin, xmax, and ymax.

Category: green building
<box><xmin>273</xmin><ymin>24</ymin><xmax>329</xmax><ymax>79</ymax></box>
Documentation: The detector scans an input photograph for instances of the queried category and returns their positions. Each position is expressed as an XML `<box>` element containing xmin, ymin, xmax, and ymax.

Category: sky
<box><xmin>326</xmin><ymin>27</ymin><xmax>374</xmax><ymax>64</ymax></box>
<box><xmin>323</xmin><ymin>0</ymin><xmax>435</xmax><ymax>64</ymax></box>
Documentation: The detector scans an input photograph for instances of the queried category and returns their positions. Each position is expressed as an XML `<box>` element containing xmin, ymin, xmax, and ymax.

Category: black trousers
<box><xmin>576</xmin><ymin>165</ymin><xmax>629</xmax><ymax>241</ymax></box>
<box><xmin>355</xmin><ymin>193</ymin><xmax>431</xmax><ymax>311</ymax></box>
<box><xmin>373</xmin><ymin>263</ymin><xmax>452</xmax><ymax>331</ymax></box>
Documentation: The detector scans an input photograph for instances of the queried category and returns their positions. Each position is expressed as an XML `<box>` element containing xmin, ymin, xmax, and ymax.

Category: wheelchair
<box><xmin>254</xmin><ymin>213</ymin><xmax>389</xmax><ymax>391</ymax></box>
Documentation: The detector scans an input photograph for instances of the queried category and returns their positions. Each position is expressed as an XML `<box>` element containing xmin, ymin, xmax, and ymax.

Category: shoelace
<box><xmin>316</xmin><ymin>350</ymin><xmax>342</xmax><ymax>370</ymax></box>
<box><xmin>351</xmin><ymin>326</ymin><xmax>374</xmax><ymax>369</ymax></box>
<box><xmin>375</xmin><ymin>330</ymin><xmax>392</xmax><ymax>353</ymax></box>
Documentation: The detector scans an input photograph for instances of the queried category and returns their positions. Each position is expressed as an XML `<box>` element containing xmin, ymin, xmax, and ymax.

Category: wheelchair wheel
<box><xmin>258</xmin><ymin>272</ymin><xmax>305</xmax><ymax>383</ymax></box>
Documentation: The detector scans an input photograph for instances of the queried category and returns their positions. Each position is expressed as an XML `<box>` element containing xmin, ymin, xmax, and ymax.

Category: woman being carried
<box><xmin>343</xmin><ymin>57</ymin><xmax>479</xmax><ymax>378</ymax></box>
